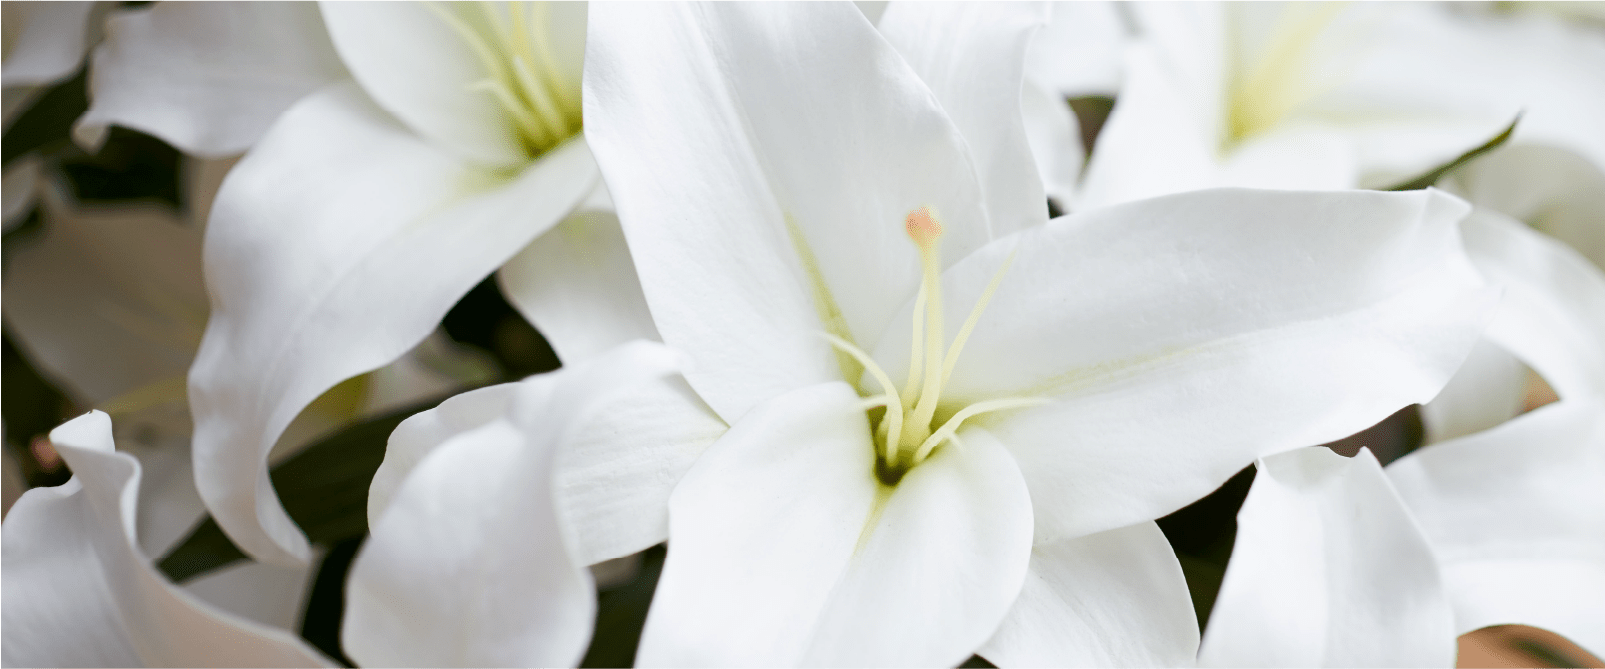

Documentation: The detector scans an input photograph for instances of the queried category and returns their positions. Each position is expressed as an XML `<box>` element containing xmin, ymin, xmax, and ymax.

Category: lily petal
<box><xmin>1387</xmin><ymin>400</ymin><xmax>1605</xmax><ymax>656</ymax></box>
<box><xmin>1</xmin><ymin>412</ymin><xmax>331</xmax><ymax>668</ymax></box>
<box><xmin>2</xmin><ymin>182</ymin><xmax>205</xmax><ymax>407</ymax></box>
<box><xmin>1027</xmin><ymin>1</ymin><xmax>1126</xmax><ymax>99</ymax></box>
<box><xmin>497</xmin><ymin>205</ymin><xmax>661</xmax><ymax>365</ymax></box>
<box><xmin>189</xmin><ymin>82</ymin><xmax>595</xmax><ymax>564</ymax></box>
<box><xmin>1419</xmin><ymin>338</ymin><xmax>1528</xmax><ymax>444</ymax></box>
<box><xmin>2</xmin><ymin>153</ymin><xmax>41</xmax><ymax>229</ymax></box>
<box><xmin>344</xmin><ymin>340</ymin><xmax>682</xmax><ymax>667</ymax></box>
<box><xmin>585</xmin><ymin>1</ymin><xmax>992</xmax><ymax>423</ymax></box>
<box><xmin>637</xmin><ymin>383</ymin><xmax>1032</xmax><ymax>666</ymax></box>
<box><xmin>1020</xmin><ymin>79</ymin><xmax>1083</xmax><ymax>209</ymax></box>
<box><xmin>1461</xmin><ymin>207</ymin><xmax>1605</xmax><ymax>399</ymax></box>
<box><xmin>1449</xmin><ymin>144</ymin><xmax>1605</xmax><ymax>271</ymax></box>
<box><xmin>1199</xmin><ymin>447</ymin><xmax>1455</xmax><ymax>667</ymax></box>
<box><xmin>74</xmin><ymin>2</ymin><xmax>347</xmax><ymax>156</ymax></box>
<box><xmin>320</xmin><ymin>1</ymin><xmax>585</xmax><ymax>168</ymax></box>
<box><xmin>979</xmin><ymin>521</ymin><xmax>1198</xmax><ymax>668</ymax></box>
<box><xmin>878</xmin><ymin>1</ymin><xmax>1050</xmax><ymax>235</ymax></box>
<box><xmin>368</xmin><ymin>343</ymin><xmax>722</xmax><ymax>566</ymax></box>
<box><xmin>879</xmin><ymin>188</ymin><xmax>1492</xmax><ymax>543</ymax></box>
<box><xmin>0</xmin><ymin>1</ymin><xmax>97</xmax><ymax>86</ymax></box>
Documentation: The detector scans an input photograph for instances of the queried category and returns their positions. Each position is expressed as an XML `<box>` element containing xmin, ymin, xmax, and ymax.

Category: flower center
<box><xmin>826</xmin><ymin>207</ymin><xmax>1046</xmax><ymax>486</ymax></box>
<box><xmin>430</xmin><ymin>1</ymin><xmax>583</xmax><ymax>159</ymax></box>
<box><xmin>1223</xmin><ymin>3</ymin><xmax>1346</xmax><ymax>147</ymax></box>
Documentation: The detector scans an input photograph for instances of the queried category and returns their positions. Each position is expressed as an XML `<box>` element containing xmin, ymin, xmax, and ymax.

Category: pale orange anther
<box><xmin>905</xmin><ymin>206</ymin><xmax>943</xmax><ymax>250</ymax></box>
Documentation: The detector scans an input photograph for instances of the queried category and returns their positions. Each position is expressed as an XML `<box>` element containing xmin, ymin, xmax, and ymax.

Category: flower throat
<box><xmin>827</xmin><ymin>207</ymin><xmax>1046</xmax><ymax>486</ymax></box>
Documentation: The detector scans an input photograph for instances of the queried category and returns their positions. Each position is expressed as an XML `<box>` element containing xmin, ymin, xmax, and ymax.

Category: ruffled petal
<box><xmin>0</xmin><ymin>412</ymin><xmax>331</xmax><ymax>668</ymax></box>
<box><xmin>1387</xmin><ymin>400</ymin><xmax>1605</xmax><ymax>657</ymax></box>
<box><xmin>1199</xmin><ymin>447</ymin><xmax>1455</xmax><ymax>667</ymax></box>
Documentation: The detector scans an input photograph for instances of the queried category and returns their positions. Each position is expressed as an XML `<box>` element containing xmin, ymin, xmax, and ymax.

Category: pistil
<box><xmin>825</xmin><ymin>207</ymin><xmax>1045</xmax><ymax>486</ymax></box>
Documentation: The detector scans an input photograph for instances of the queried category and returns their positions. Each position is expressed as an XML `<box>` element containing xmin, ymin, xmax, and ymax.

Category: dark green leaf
<box><xmin>158</xmin><ymin>397</ymin><xmax>450</xmax><ymax>582</ymax></box>
<box><xmin>1383</xmin><ymin>114</ymin><xmax>1520</xmax><ymax>192</ymax></box>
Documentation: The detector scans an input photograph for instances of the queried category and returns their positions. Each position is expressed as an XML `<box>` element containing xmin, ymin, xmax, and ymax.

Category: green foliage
<box><xmin>157</xmin><ymin>400</ymin><xmax>438</xmax><ymax>582</ymax></box>
<box><xmin>1384</xmin><ymin>115</ymin><xmax>1520</xmax><ymax>192</ymax></box>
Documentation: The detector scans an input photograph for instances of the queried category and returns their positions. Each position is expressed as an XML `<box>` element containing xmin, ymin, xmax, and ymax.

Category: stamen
<box><xmin>901</xmin><ymin>279</ymin><xmax>927</xmax><ymax>401</ymax></box>
<box><xmin>857</xmin><ymin>395</ymin><xmax>893</xmax><ymax>411</ymax></box>
<box><xmin>912</xmin><ymin>396</ymin><xmax>1050</xmax><ymax>463</ymax></box>
<box><xmin>822</xmin><ymin>333</ymin><xmax>905</xmax><ymax>462</ymax></box>
<box><xmin>942</xmin><ymin>250</ymin><xmax>1016</xmax><ymax>385</ymax></box>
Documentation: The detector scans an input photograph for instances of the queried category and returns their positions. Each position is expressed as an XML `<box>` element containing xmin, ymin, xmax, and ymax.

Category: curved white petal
<box><xmin>368</xmin><ymin>343</ymin><xmax>722</xmax><ymax>566</ymax></box>
<box><xmin>585</xmin><ymin>1</ymin><xmax>991</xmax><ymax>424</ymax></box>
<box><xmin>364</xmin><ymin>383</ymin><xmax>518</xmax><ymax>531</ymax></box>
<box><xmin>1074</xmin><ymin>42</ymin><xmax>1220</xmax><ymax>211</ymax></box>
<box><xmin>2</xmin><ymin>153</ymin><xmax>41</xmax><ymax>229</ymax></box>
<box><xmin>1461</xmin><ymin>208</ymin><xmax>1605</xmax><ymax>399</ymax></box>
<box><xmin>320</xmin><ymin>1</ymin><xmax>584</xmax><ymax>168</ymax></box>
<box><xmin>344</xmin><ymin>340</ymin><xmax>683</xmax><ymax>667</ymax></box>
<box><xmin>73</xmin><ymin>2</ymin><xmax>347</xmax><ymax>156</ymax></box>
<box><xmin>1419</xmin><ymin>337</ymin><xmax>1528</xmax><ymax>444</ymax></box>
<box><xmin>552</xmin><ymin>371</ymin><xmax>725</xmax><ymax>566</ymax></box>
<box><xmin>1026</xmin><ymin>1</ymin><xmax>1127</xmax><ymax>99</ymax></box>
<box><xmin>1449</xmin><ymin>144</ymin><xmax>1605</xmax><ymax>272</ymax></box>
<box><xmin>878</xmin><ymin>1</ymin><xmax>1050</xmax><ymax>236</ymax></box>
<box><xmin>638</xmin><ymin>383</ymin><xmax>1033</xmax><ymax>667</ymax></box>
<box><xmin>0</xmin><ymin>412</ymin><xmax>331</xmax><ymax>668</ymax></box>
<box><xmin>189</xmin><ymin>82</ymin><xmax>596</xmax><ymax>565</ymax></box>
<box><xmin>2</xmin><ymin>183</ymin><xmax>206</xmax><ymax>407</ymax></box>
<box><xmin>979</xmin><ymin>521</ymin><xmax>1198</xmax><ymax>668</ymax></box>
<box><xmin>344</xmin><ymin>420</ymin><xmax>587</xmax><ymax>668</ymax></box>
<box><xmin>1387</xmin><ymin>400</ymin><xmax>1605</xmax><ymax>656</ymax></box>
<box><xmin>497</xmin><ymin>205</ymin><xmax>662</xmax><ymax>365</ymax></box>
<box><xmin>1199</xmin><ymin>447</ymin><xmax>1455</xmax><ymax>668</ymax></box>
<box><xmin>1020</xmin><ymin>79</ymin><xmax>1083</xmax><ymax>209</ymax></box>
<box><xmin>1</xmin><ymin>1</ymin><xmax>96</xmax><ymax>86</ymax></box>
<box><xmin>871</xmin><ymin>188</ymin><xmax>1492</xmax><ymax>543</ymax></box>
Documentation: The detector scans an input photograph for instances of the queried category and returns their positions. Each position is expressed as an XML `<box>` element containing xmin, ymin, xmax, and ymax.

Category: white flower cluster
<box><xmin>2</xmin><ymin>2</ymin><xmax>1602</xmax><ymax>667</ymax></box>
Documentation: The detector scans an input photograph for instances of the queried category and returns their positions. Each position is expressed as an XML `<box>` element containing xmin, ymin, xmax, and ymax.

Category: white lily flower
<box><xmin>341</xmin><ymin>340</ymin><xmax>708</xmax><ymax>667</ymax></box>
<box><xmin>1073</xmin><ymin>2</ymin><xmax>1570</xmax><ymax>210</ymax></box>
<box><xmin>585</xmin><ymin>3</ymin><xmax>1492</xmax><ymax>665</ymax></box>
<box><xmin>1</xmin><ymin>411</ymin><xmax>331</xmax><ymax>668</ymax></box>
<box><xmin>71</xmin><ymin>1</ymin><xmax>662</xmax><ymax>566</ymax></box>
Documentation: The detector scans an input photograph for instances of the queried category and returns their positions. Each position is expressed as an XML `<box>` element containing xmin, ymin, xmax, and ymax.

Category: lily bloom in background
<box><xmin>1068</xmin><ymin>2</ymin><xmax>1605</xmax><ymax>211</ymax></box>
<box><xmin>584</xmin><ymin>3</ymin><xmax>1492</xmax><ymax>665</ymax></box>
<box><xmin>73</xmin><ymin>1</ymin><xmax>662</xmax><ymax>566</ymax></box>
